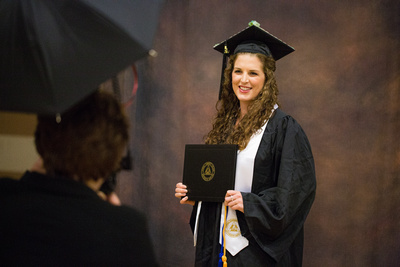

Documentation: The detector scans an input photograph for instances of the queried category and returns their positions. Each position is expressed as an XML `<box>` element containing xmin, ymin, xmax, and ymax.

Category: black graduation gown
<box><xmin>190</xmin><ymin>109</ymin><xmax>316</xmax><ymax>267</ymax></box>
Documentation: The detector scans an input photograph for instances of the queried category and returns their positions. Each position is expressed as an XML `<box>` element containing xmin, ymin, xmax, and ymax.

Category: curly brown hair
<box><xmin>204</xmin><ymin>52</ymin><xmax>279</xmax><ymax>150</ymax></box>
<box><xmin>35</xmin><ymin>90</ymin><xmax>129</xmax><ymax>182</ymax></box>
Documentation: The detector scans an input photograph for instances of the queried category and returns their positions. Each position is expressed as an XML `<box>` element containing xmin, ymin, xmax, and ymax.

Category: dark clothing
<box><xmin>190</xmin><ymin>109</ymin><xmax>316</xmax><ymax>266</ymax></box>
<box><xmin>0</xmin><ymin>171</ymin><xmax>158</xmax><ymax>267</ymax></box>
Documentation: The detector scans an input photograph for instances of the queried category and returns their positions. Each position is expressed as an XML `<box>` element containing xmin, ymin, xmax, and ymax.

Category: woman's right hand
<box><xmin>175</xmin><ymin>182</ymin><xmax>195</xmax><ymax>206</ymax></box>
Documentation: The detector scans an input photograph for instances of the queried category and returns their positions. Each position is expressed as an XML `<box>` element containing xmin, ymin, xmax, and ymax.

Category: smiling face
<box><xmin>231</xmin><ymin>53</ymin><xmax>266</xmax><ymax>113</ymax></box>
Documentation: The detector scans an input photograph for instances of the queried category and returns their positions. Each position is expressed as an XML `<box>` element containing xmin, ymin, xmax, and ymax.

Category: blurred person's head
<box><xmin>35</xmin><ymin>90</ymin><xmax>129</xmax><ymax>183</ymax></box>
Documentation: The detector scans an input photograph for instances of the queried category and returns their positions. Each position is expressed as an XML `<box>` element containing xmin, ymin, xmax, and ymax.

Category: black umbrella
<box><xmin>0</xmin><ymin>0</ymin><xmax>163</xmax><ymax>115</ymax></box>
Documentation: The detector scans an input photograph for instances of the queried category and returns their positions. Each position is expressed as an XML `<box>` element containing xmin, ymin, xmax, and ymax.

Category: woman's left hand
<box><xmin>224</xmin><ymin>190</ymin><xmax>244</xmax><ymax>213</ymax></box>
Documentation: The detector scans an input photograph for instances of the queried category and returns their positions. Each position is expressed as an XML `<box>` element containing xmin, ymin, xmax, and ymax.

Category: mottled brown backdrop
<box><xmin>115</xmin><ymin>1</ymin><xmax>400</xmax><ymax>266</ymax></box>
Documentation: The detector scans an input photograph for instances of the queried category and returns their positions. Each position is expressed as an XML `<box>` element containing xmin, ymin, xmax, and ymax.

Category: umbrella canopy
<box><xmin>0</xmin><ymin>0</ymin><xmax>163</xmax><ymax>115</ymax></box>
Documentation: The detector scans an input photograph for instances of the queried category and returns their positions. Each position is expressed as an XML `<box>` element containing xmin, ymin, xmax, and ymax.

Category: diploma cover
<box><xmin>182</xmin><ymin>144</ymin><xmax>238</xmax><ymax>202</ymax></box>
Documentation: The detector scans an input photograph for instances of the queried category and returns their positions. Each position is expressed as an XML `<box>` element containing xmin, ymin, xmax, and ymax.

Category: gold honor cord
<box><xmin>222</xmin><ymin>204</ymin><xmax>228</xmax><ymax>267</ymax></box>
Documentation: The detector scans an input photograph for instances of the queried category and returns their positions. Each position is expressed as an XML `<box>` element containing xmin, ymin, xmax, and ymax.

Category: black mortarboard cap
<box><xmin>214</xmin><ymin>20</ymin><xmax>295</xmax><ymax>60</ymax></box>
<box><xmin>213</xmin><ymin>21</ymin><xmax>294</xmax><ymax>99</ymax></box>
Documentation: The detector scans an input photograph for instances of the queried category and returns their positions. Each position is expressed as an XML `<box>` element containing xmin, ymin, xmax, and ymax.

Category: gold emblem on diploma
<box><xmin>201</xmin><ymin>161</ymin><xmax>215</xmax><ymax>181</ymax></box>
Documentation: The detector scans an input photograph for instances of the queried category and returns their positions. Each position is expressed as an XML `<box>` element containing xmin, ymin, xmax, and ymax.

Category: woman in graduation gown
<box><xmin>175</xmin><ymin>21</ymin><xmax>316</xmax><ymax>267</ymax></box>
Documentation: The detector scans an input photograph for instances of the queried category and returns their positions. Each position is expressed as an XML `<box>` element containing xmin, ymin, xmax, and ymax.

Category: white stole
<box><xmin>218</xmin><ymin>118</ymin><xmax>268</xmax><ymax>255</ymax></box>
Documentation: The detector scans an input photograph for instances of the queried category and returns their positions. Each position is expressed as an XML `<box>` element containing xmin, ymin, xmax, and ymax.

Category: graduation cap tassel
<box><xmin>218</xmin><ymin>43</ymin><xmax>229</xmax><ymax>100</ymax></box>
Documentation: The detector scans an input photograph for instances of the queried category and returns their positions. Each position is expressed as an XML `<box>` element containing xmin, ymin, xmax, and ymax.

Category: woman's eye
<box><xmin>234</xmin><ymin>70</ymin><xmax>242</xmax><ymax>73</ymax></box>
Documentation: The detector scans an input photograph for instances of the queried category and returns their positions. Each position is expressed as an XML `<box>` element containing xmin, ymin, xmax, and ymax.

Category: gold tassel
<box><xmin>222</xmin><ymin>205</ymin><xmax>228</xmax><ymax>267</ymax></box>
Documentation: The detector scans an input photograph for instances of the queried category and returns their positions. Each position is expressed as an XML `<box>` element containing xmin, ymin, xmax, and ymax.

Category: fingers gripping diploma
<box><xmin>224</xmin><ymin>190</ymin><xmax>244</xmax><ymax>213</ymax></box>
<box><xmin>175</xmin><ymin>182</ymin><xmax>195</xmax><ymax>206</ymax></box>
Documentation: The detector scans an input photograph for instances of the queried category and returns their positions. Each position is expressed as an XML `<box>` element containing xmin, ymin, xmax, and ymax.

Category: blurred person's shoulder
<box><xmin>0</xmin><ymin>176</ymin><xmax>21</xmax><ymax>193</ymax></box>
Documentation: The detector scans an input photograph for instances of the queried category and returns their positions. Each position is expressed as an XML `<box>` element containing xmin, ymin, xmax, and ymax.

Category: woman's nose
<box><xmin>241</xmin><ymin>73</ymin><xmax>249</xmax><ymax>83</ymax></box>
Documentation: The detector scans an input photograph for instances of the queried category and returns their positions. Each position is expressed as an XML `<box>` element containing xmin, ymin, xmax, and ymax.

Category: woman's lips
<box><xmin>239</xmin><ymin>86</ymin><xmax>251</xmax><ymax>92</ymax></box>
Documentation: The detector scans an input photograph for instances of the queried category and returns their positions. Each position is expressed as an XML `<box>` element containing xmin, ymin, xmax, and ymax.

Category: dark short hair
<box><xmin>35</xmin><ymin>90</ymin><xmax>129</xmax><ymax>181</ymax></box>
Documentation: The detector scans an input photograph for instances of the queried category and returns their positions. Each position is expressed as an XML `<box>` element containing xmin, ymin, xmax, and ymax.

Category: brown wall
<box><xmin>115</xmin><ymin>1</ymin><xmax>399</xmax><ymax>266</ymax></box>
<box><xmin>0</xmin><ymin>112</ymin><xmax>38</xmax><ymax>179</ymax></box>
